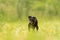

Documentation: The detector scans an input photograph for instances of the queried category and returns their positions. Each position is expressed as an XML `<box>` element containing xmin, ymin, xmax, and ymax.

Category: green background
<box><xmin>0</xmin><ymin>0</ymin><xmax>60</xmax><ymax>40</ymax></box>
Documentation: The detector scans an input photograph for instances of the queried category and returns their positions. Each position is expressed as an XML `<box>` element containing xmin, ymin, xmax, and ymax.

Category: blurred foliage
<box><xmin>0</xmin><ymin>0</ymin><xmax>60</xmax><ymax>21</ymax></box>
<box><xmin>0</xmin><ymin>0</ymin><xmax>60</xmax><ymax>40</ymax></box>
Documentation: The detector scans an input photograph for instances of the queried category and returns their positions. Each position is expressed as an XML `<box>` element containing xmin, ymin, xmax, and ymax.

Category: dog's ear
<box><xmin>28</xmin><ymin>16</ymin><xmax>32</xmax><ymax>19</ymax></box>
<box><xmin>28</xmin><ymin>16</ymin><xmax>31</xmax><ymax>18</ymax></box>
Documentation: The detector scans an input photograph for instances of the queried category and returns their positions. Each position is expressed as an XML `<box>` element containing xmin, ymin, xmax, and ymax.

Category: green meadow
<box><xmin>0</xmin><ymin>20</ymin><xmax>60</xmax><ymax>40</ymax></box>
<box><xmin>0</xmin><ymin>0</ymin><xmax>60</xmax><ymax>40</ymax></box>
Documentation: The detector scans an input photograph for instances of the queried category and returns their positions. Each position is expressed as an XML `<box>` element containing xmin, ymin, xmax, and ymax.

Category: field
<box><xmin>0</xmin><ymin>20</ymin><xmax>60</xmax><ymax>40</ymax></box>
<box><xmin>0</xmin><ymin>0</ymin><xmax>60</xmax><ymax>40</ymax></box>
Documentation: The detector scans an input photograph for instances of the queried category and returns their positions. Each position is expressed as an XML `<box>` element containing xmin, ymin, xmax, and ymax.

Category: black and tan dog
<box><xmin>28</xmin><ymin>16</ymin><xmax>39</xmax><ymax>31</ymax></box>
